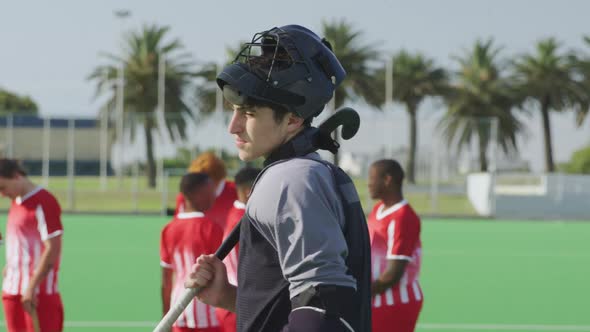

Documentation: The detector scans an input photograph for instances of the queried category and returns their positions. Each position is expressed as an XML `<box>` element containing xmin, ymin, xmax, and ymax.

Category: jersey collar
<box><xmin>15</xmin><ymin>186</ymin><xmax>43</xmax><ymax>205</ymax></box>
<box><xmin>177</xmin><ymin>211</ymin><xmax>205</xmax><ymax>219</ymax></box>
<box><xmin>376</xmin><ymin>199</ymin><xmax>407</xmax><ymax>220</ymax></box>
<box><xmin>233</xmin><ymin>200</ymin><xmax>246</xmax><ymax>210</ymax></box>
<box><xmin>215</xmin><ymin>181</ymin><xmax>225</xmax><ymax>198</ymax></box>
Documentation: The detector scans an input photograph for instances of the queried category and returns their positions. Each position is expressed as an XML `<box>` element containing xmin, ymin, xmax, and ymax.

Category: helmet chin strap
<box><xmin>264</xmin><ymin>107</ymin><xmax>360</xmax><ymax>166</ymax></box>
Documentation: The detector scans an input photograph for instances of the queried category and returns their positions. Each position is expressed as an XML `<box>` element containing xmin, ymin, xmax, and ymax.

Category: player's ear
<box><xmin>285</xmin><ymin>112</ymin><xmax>304</xmax><ymax>132</ymax></box>
<box><xmin>384</xmin><ymin>174</ymin><xmax>393</xmax><ymax>188</ymax></box>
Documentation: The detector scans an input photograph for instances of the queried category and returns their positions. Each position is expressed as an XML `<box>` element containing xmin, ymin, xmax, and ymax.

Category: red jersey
<box><xmin>3</xmin><ymin>187</ymin><xmax>63</xmax><ymax>297</ymax></box>
<box><xmin>222</xmin><ymin>200</ymin><xmax>245</xmax><ymax>286</ymax></box>
<box><xmin>175</xmin><ymin>180</ymin><xmax>237</xmax><ymax>230</ymax></box>
<box><xmin>160</xmin><ymin>212</ymin><xmax>223</xmax><ymax>329</ymax></box>
<box><xmin>368</xmin><ymin>200</ymin><xmax>423</xmax><ymax>308</ymax></box>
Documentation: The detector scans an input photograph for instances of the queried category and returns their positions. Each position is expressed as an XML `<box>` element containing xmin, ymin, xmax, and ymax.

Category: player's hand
<box><xmin>185</xmin><ymin>254</ymin><xmax>230</xmax><ymax>307</ymax></box>
<box><xmin>21</xmin><ymin>288</ymin><xmax>37</xmax><ymax>314</ymax></box>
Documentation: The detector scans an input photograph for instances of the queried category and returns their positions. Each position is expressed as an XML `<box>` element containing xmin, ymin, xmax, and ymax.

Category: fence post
<box><xmin>161</xmin><ymin>170</ymin><xmax>169</xmax><ymax>216</ymax></box>
<box><xmin>67</xmin><ymin>119</ymin><xmax>75</xmax><ymax>210</ymax></box>
<box><xmin>100</xmin><ymin>110</ymin><xmax>109</xmax><ymax>191</ymax></box>
<box><xmin>42</xmin><ymin>117</ymin><xmax>51</xmax><ymax>187</ymax></box>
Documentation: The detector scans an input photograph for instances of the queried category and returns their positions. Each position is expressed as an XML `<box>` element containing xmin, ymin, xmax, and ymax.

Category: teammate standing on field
<box><xmin>367</xmin><ymin>159</ymin><xmax>423</xmax><ymax>332</ymax></box>
<box><xmin>161</xmin><ymin>173</ymin><xmax>223</xmax><ymax>332</ymax></box>
<box><xmin>0</xmin><ymin>159</ymin><xmax>64</xmax><ymax>332</ymax></box>
<box><xmin>174</xmin><ymin>152</ymin><xmax>237</xmax><ymax>230</ymax></box>
<box><xmin>215</xmin><ymin>167</ymin><xmax>261</xmax><ymax>332</ymax></box>
<box><xmin>184</xmin><ymin>25</ymin><xmax>372</xmax><ymax>332</ymax></box>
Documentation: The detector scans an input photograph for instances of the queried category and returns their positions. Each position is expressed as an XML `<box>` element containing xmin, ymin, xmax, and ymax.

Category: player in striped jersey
<box><xmin>216</xmin><ymin>167</ymin><xmax>260</xmax><ymax>332</ymax></box>
<box><xmin>367</xmin><ymin>159</ymin><xmax>423</xmax><ymax>332</ymax></box>
<box><xmin>0</xmin><ymin>159</ymin><xmax>64</xmax><ymax>332</ymax></box>
<box><xmin>161</xmin><ymin>172</ymin><xmax>224</xmax><ymax>332</ymax></box>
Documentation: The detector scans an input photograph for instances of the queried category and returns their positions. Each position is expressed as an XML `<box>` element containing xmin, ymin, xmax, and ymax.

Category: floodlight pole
<box><xmin>100</xmin><ymin>69</ymin><xmax>109</xmax><ymax>191</ymax></box>
<box><xmin>114</xmin><ymin>9</ymin><xmax>130</xmax><ymax>188</ymax></box>
<box><xmin>156</xmin><ymin>54</ymin><xmax>166</xmax><ymax>189</ymax></box>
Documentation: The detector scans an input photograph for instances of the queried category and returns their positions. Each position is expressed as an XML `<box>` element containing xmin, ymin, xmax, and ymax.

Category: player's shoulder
<box><xmin>33</xmin><ymin>188</ymin><xmax>61</xmax><ymax>209</ymax></box>
<box><xmin>263</xmin><ymin>153</ymin><xmax>332</xmax><ymax>184</ymax></box>
<box><xmin>394</xmin><ymin>202</ymin><xmax>420</xmax><ymax>222</ymax></box>
<box><xmin>161</xmin><ymin>217</ymin><xmax>181</xmax><ymax>234</ymax></box>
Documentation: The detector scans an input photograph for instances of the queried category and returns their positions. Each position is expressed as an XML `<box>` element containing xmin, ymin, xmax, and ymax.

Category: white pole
<box><xmin>67</xmin><ymin>119</ymin><xmax>75</xmax><ymax>210</ymax></box>
<box><xmin>161</xmin><ymin>170</ymin><xmax>169</xmax><ymax>216</ymax></box>
<box><xmin>100</xmin><ymin>109</ymin><xmax>108</xmax><ymax>191</ymax></box>
<box><xmin>132</xmin><ymin>156</ymin><xmax>139</xmax><ymax>213</ymax></box>
<box><xmin>158</xmin><ymin>54</ymin><xmax>166</xmax><ymax>111</ymax></box>
<box><xmin>430</xmin><ymin>137</ymin><xmax>439</xmax><ymax>214</ymax></box>
<box><xmin>489</xmin><ymin>117</ymin><xmax>499</xmax><ymax>217</ymax></box>
<box><xmin>100</xmin><ymin>69</ymin><xmax>109</xmax><ymax>191</ymax></box>
<box><xmin>116</xmin><ymin>60</ymin><xmax>125</xmax><ymax>188</ymax></box>
<box><xmin>114</xmin><ymin>10</ymin><xmax>130</xmax><ymax>189</ymax></box>
<box><xmin>42</xmin><ymin>117</ymin><xmax>50</xmax><ymax>187</ymax></box>
<box><xmin>157</xmin><ymin>54</ymin><xmax>166</xmax><ymax>189</ymax></box>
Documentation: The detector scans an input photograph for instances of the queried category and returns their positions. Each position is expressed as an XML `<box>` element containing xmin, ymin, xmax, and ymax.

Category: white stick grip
<box><xmin>153</xmin><ymin>287</ymin><xmax>199</xmax><ymax>332</ymax></box>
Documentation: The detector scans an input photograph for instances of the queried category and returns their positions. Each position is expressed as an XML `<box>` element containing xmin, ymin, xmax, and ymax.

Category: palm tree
<box><xmin>380</xmin><ymin>51</ymin><xmax>448</xmax><ymax>183</ymax></box>
<box><xmin>322</xmin><ymin>19</ymin><xmax>382</xmax><ymax>165</ymax></box>
<box><xmin>88</xmin><ymin>24</ymin><xmax>198</xmax><ymax>188</ymax></box>
<box><xmin>512</xmin><ymin>38</ymin><xmax>587</xmax><ymax>172</ymax></box>
<box><xmin>441</xmin><ymin>39</ymin><xmax>523</xmax><ymax>172</ymax></box>
<box><xmin>571</xmin><ymin>36</ymin><xmax>590</xmax><ymax>126</ymax></box>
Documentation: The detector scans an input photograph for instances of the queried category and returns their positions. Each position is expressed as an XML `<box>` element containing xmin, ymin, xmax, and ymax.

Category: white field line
<box><xmin>0</xmin><ymin>321</ymin><xmax>588</xmax><ymax>331</ymax></box>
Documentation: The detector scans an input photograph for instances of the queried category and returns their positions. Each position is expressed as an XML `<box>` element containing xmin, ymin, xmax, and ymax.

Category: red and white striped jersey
<box><xmin>160</xmin><ymin>211</ymin><xmax>223</xmax><ymax>329</ymax></box>
<box><xmin>2</xmin><ymin>187</ymin><xmax>63</xmax><ymax>297</ymax></box>
<box><xmin>175</xmin><ymin>180</ymin><xmax>238</xmax><ymax>231</ymax></box>
<box><xmin>222</xmin><ymin>200</ymin><xmax>245</xmax><ymax>286</ymax></box>
<box><xmin>368</xmin><ymin>200</ymin><xmax>423</xmax><ymax>308</ymax></box>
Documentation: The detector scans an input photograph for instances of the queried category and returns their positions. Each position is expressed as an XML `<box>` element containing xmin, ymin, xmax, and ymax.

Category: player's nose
<box><xmin>228</xmin><ymin>110</ymin><xmax>244</xmax><ymax>134</ymax></box>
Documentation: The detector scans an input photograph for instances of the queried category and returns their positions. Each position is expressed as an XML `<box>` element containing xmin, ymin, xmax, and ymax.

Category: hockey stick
<box><xmin>153</xmin><ymin>222</ymin><xmax>241</xmax><ymax>332</ymax></box>
<box><xmin>318</xmin><ymin>107</ymin><xmax>360</xmax><ymax>140</ymax></box>
<box><xmin>30</xmin><ymin>309</ymin><xmax>41</xmax><ymax>332</ymax></box>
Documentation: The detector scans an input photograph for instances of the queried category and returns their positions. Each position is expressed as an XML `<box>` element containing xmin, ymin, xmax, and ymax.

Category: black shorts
<box><xmin>281</xmin><ymin>306</ymin><xmax>355</xmax><ymax>332</ymax></box>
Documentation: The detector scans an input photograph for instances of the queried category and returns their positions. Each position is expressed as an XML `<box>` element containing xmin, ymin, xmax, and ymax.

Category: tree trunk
<box><xmin>478</xmin><ymin>126</ymin><xmax>488</xmax><ymax>172</ymax></box>
<box><xmin>540</xmin><ymin>97</ymin><xmax>555</xmax><ymax>172</ymax></box>
<box><xmin>144</xmin><ymin>117</ymin><xmax>157</xmax><ymax>188</ymax></box>
<box><xmin>406</xmin><ymin>104</ymin><xmax>418</xmax><ymax>184</ymax></box>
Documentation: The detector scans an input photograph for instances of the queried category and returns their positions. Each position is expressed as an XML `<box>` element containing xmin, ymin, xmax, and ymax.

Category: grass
<box><xmin>0</xmin><ymin>215</ymin><xmax>588</xmax><ymax>331</ymax></box>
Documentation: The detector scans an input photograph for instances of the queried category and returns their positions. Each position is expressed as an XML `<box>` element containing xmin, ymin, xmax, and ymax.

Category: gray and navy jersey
<box><xmin>245</xmin><ymin>152</ymin><xmax>357</xmax><ymax>298</ymax></box>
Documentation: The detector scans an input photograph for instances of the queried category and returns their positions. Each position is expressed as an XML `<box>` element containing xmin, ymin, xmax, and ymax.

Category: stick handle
<box><xmin>153</xmin><ymin>222</ymin><xmax>241</xmax><ymax>332</ymax></box>
<box><xmin>30</xmin><ymin>309</ymin><xmax>41</xmax><ymax>332</ymax></box>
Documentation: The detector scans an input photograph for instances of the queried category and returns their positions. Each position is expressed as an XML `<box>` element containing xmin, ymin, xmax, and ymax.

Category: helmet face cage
<box><xmin>233</xmin><ymin>28</ymin><xmax>311</xmax><ymax>87</ymax></box>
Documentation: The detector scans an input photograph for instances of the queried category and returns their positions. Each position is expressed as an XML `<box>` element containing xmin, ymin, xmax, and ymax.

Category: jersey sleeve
<box><xmin>253</xmin><ymin>161</ymin><xmax>353</xmax><ymax>293</ymax></box>
<box><xmin>160</xmin><ymin>225</ymin><xmax>173</xmax><ymax>269</ymax></box>
<box><xmin>386</xmin><ymin>212</ymin><xmax>419</xmax><ymax>261</ymax></box>
<box><xmin>35</xmin><ymin>196</ymin><xmax>63</xmax><ymax>241</ymax></box>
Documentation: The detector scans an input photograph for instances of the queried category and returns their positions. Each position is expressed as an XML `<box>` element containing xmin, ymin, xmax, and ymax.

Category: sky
<box><xmin>1</xmin><ymin>0</ymin><xmax>589</xmax><ymax>171</ymax></box>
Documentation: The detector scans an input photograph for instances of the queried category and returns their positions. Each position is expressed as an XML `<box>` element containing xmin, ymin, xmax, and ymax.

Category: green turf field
<box><xmin>0</xmin><ymin>215</ymin><xmax>588</xmax><ymax>332</ymax></box>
